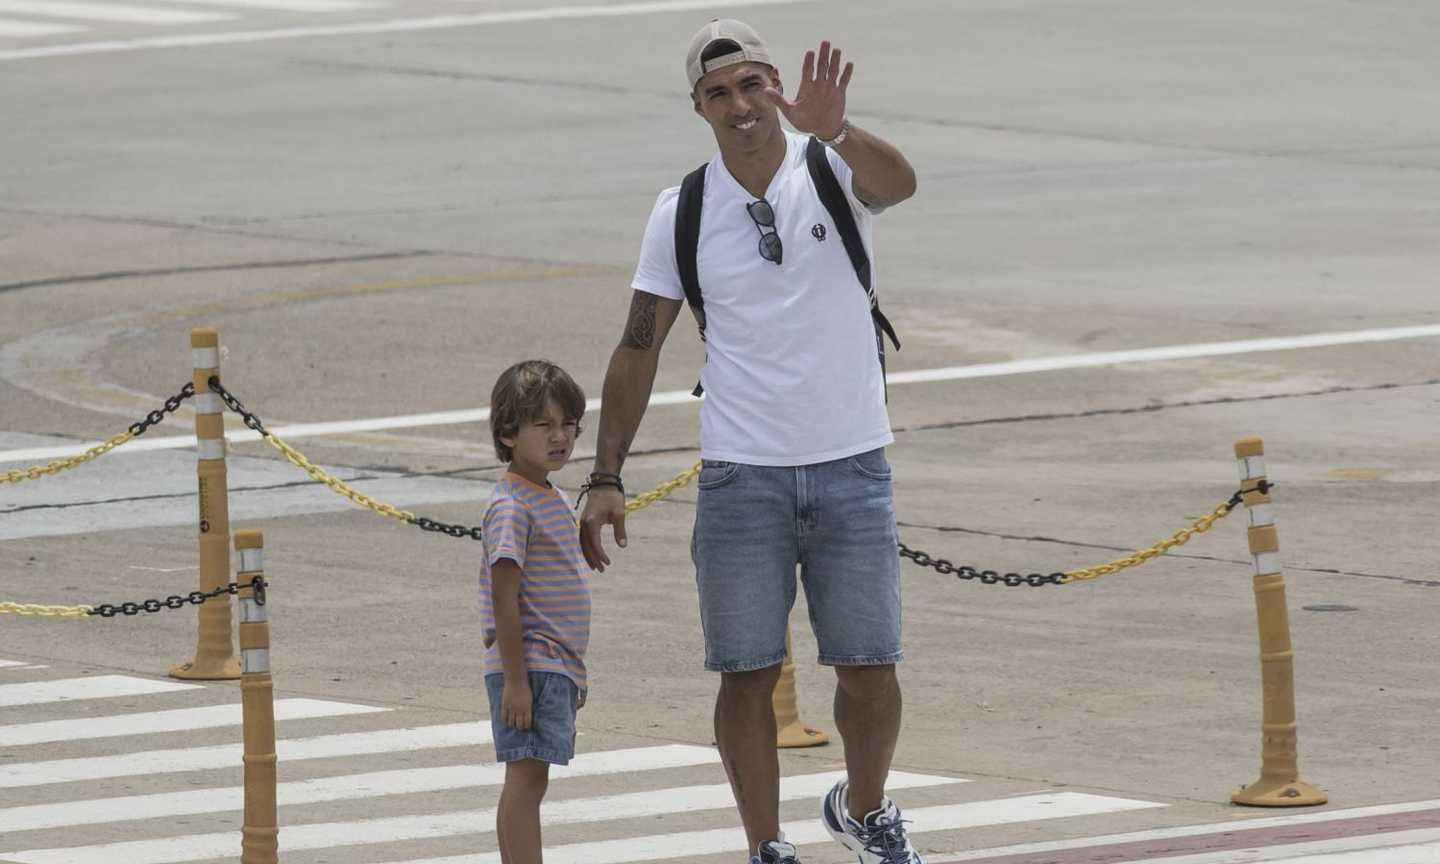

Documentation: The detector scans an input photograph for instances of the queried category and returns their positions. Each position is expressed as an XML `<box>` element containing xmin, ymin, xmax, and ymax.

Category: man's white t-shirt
<box><xmin>632</xmin><ymin>130</ymin><xmax>893</xmax><ymax>467</ymax></box>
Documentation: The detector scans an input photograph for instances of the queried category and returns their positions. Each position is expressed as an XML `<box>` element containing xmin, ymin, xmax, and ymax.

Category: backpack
<box><xmin>674</xmin><ymin>135</ymin><xmax>900</xmax><ymax>397</ymax></box>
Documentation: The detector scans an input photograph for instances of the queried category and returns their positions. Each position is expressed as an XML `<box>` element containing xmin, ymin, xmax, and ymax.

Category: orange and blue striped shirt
<box><xmin>479</xmin><ymin>473</ymin><xmax>591</xmax><ymax>690</ymax></box>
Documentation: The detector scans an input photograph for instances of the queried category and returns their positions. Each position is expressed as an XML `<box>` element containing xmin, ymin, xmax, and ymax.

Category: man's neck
<box><xmin>719</xmin><ymin>130</ymin><xmax>787</xmax><ymax>199</ymax></box>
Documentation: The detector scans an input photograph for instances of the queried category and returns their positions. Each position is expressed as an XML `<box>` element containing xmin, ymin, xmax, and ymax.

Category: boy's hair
<box><xmin>489</xmin><ymin>360</ymin><xmax>586</xmax><ymax>463</ymax></box>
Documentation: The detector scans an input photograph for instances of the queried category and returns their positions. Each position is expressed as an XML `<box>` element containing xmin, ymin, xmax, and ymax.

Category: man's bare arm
<box><xmin>593</xmin><ymin>291</ymin><xmax>685</xmax><ymax>476</ymax></box>
<box><xmin>834</xmin><ymin>124</ymin><xmax>917</xmax><ymax>208</ymax></box>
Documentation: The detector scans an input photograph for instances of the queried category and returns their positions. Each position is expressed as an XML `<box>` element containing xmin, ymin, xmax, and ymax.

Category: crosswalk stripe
<box><xmin>0</xmin><ymin>744</ymin><xmax>721</xmax><ymax>836</ymax></box>
<box><xmin>0</xmin><ymin>18</ymin><xmax>85</xmax><ymax>36</ymax></box>
<box><xmin>1082</xmin><ymin>829</ymin><xmax>1440</xmax><ymax>864</ymax></box>
<box><xmin>0</xmin><ymin>0</ymin><xmax>232</xmax><ymax>24</ymax></box>
<box><xmin>0</xmin><ymin>721</ymin><xmax>490</xmax><ymax>788</ymax></box>
<box><xmin>0</xmin><ymin>769</ymin><xmax>961</xmax><ymax>862</ymax></box>
<box><xmin>0</xmin><ymin>697</ymin><xmax>386</xmax><ymax>747</ymax></box>
<box><xmin>144</xmin><ymin>0</ymin><xmax>377</xmax><ymax>10</ymax></box>
<box><xmin>371</xmin><ymin>793</ymin><xmax>1168</xmax><ymax>864</ymax></box>
<box><xmin>0</xmin><ymin>675</ymin><xmax>200</xmax><ymax>707</ymax></box>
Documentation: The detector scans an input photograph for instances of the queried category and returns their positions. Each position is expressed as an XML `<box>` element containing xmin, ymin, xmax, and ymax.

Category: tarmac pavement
<box><xmin>2</xmin><ymin>1</ymin><xmax>1439</xmax><ymax>862</ymax></box>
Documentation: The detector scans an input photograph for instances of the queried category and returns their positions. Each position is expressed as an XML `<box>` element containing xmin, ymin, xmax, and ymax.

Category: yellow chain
<box><xmin>1</xmin><ymin>429</ymin><xmax>136</xmax><ymax>485</ymax></box>
<box><xmin>625</xmin><ymin>462</ymin><xmax>703</xmax><ymax>513</ymax></box>
<box><xmin>262</xmin><ymin>433</ymin><xmax>418</xmax><ymax>524</ymax></box>
<box><xmin>0</xmin><ymin>602</ymin><xmax>93</xmax><ymax>618</ymax></box>
<box><xmin>1060</xmin><ymin>498</ymin><xmax>1237</xmax><ymax>583</ymax></box>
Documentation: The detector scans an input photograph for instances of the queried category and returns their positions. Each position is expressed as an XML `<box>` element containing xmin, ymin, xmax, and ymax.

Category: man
<box><xmin>579</xmin><ymin>18</ymin><xmax>919</xmax><ymax>864</ymax></box>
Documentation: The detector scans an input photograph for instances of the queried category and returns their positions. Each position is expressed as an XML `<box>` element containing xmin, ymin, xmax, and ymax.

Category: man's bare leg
<box><xmin>833</xmin><ymin>663</ymin><xmax>902</xmax><ymax>820</ymax></box>
<box><xmin>716</xmin><ymin>664</ymin><xmax>784</xmax><ymax>852</ymax></box>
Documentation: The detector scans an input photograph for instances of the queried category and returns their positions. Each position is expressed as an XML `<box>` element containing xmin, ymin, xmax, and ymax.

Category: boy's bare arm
<box><xmin>490</xmin><ymin>558</ymin><xmax>532</xmax><ymax>729</ymax></box>
<box><xmin>580</xmin><ymin>291</ymin><xmax>683</xmax><ymax>571</ymax></box>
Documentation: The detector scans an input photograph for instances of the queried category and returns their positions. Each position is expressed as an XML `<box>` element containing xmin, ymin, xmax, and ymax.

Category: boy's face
<box><xmin>501</xmin><ymin>398</ymin><xmax>579</xmax><ymax>479</ymax></box>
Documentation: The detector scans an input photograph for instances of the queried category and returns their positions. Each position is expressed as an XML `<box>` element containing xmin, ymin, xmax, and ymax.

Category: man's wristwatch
<box><xmin>818</xmin><ymin>118</ymin><xmax>851</xmax><ymax>148</ymax></box>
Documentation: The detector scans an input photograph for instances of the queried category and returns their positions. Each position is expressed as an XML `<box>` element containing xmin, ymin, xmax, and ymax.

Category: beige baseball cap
<box><xmin>685</xmin><ymin>18</ymin><xmax>774</xmax><ymax>90</ymax></box>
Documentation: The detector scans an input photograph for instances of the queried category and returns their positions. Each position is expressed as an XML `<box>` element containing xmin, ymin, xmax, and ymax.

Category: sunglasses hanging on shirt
<box><xmin>746</xmin><ymin>199</ymin><xmax>783</xmax><ymax>265</ymax></box>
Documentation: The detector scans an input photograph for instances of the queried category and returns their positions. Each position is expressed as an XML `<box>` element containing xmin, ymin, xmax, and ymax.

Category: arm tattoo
<box><xmin>611</xmin><ymin>442</ymin><xmax>629</xmax><ymax>474</ymax></box>
<box><xmin>621</xmin><ymin>292</ymin><xmax>658</xmax><ymax>349</ymax></box>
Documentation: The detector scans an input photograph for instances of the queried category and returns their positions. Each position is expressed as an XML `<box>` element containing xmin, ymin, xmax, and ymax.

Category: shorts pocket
<box><xmin>848</xmin><ymin>448</ymin><xmax>892</xmax><ymax>481</ymax></box>
<box><xmin>698</xmin><ymin>460</ymin><xmax>740</xmax><ymax>490</ymax></box>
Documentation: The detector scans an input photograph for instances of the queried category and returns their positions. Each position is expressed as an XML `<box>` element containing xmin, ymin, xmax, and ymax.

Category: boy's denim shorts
<box><xmin>691</xmin><ymin>447</ymin><xmax>904</xmax><ymax>673</ymax></box>
<box><xmin>484</xmin><ymin>670</ymin><xmax>578</xmax><ymax>765</ymax></box>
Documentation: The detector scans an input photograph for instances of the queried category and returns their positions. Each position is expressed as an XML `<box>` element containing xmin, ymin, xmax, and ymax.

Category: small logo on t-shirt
<box><xmin>811</xmin><ymin>223</ymin><xmax>827</xmax><ymax>242</ymax></box>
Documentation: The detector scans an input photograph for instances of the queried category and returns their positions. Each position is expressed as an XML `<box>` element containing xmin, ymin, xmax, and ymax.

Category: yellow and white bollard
<box><xmin>172</xmin><ymin>328</ymin><xmax>241</xmax><ymax>680</ymax></box>
<box><xmin>1231</xmin><ymin>437</ymin><xmax>1326</xmax><ymax>807</ymax></box>
<box><xmin>774</xmin><ymin>627</ymin><xmax>829</xmax><ymax>749</ymax></box>
<box><xmin>237</xmin><ymin>530</ymin><xmax>279</xmax><ymax>864</ymax></box>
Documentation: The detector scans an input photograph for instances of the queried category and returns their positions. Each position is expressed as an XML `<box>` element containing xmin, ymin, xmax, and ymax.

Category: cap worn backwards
<box><xmin>685</xmin><ymin>18</ymin><xmax>774</xmax><ymax>90</ymax></box>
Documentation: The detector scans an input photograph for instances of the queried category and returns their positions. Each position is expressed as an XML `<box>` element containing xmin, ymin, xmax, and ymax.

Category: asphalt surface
<box><xmin>2</xmin><ymin>1</ymin><xmax>1439</xmax><ymax>862</ymax></box>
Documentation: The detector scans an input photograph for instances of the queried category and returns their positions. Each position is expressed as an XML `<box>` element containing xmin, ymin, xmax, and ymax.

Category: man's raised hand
<box><xmin>763</xmin><ymin>40</ymin><xmax>853</xmax><ymax>140</ymax></box>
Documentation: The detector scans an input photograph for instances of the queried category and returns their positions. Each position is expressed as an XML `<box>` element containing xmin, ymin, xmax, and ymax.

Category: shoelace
<box><xmin>854</xmin><ymin>816</ymin><xmax>917</xmax><ymax>862</ymax></box>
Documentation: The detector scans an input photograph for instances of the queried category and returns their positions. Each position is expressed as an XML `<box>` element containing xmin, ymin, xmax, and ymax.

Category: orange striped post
<box><xmin>1231</xmin><ymin>437</ymin><xmax>1326</xmax><ymax>807</ymax></box>
<box><xmin>237</xmin><ymin>530</ymin><xmax>279</xmax><ymax>863</ymax></box>
<box><xmin>172</xmin><ymin>328</ymin><xmax>240</xmax><ymax>680</ymax></box>
<box><xmin>774</xmin><ymin>626</ymin><xmax>829</xmax><ymax>749</ymax></box>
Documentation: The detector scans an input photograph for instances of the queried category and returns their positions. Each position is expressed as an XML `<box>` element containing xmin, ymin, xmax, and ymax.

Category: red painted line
<box><xmin>954</xmin><ymin>807</ymin><xmax>1440</xmax><ymax>863</ymax></box>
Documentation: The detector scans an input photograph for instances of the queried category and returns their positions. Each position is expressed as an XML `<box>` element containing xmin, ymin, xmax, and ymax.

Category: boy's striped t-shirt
<box><xmin>478</xmin><ymin>473</ymin><xmax>591</xmax><ymax>690</ymax></box>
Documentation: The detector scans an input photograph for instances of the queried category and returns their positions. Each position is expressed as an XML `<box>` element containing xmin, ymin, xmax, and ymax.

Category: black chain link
<box><xmin>897</xmin><ymin>482</ymin><xmax>1273</xmax><ymax>588</ymax></box>
<box><xmin>208</xmin><ymin>377</ymin><xmax>268</xmax><ymax>437</ymax></box>
<box><xmin>414</xmin><ymin>517</ymin><xmax>485</xmax><ymax>541</ymax></box>
<box><xmin>128</xmin><ymin>382</ymin><xmax>196</xmax><ymax>437</ymax></box>
<box><xmin>898</xmin><ymin>541</ymin><xmax>1066</xmax><ymax>587</ymax></box>
<box><xmin>209</xmin><ymin>378</ymin><xmax>485</xmax><ymax>541</ymax></box>
<box><xmin>89</xmin><ymin>576</ymin><xmax>266</xmax><ymax>618</ymax></box>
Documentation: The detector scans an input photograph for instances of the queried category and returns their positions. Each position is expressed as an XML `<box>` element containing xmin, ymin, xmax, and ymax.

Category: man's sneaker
<box><xmin>821</xmin><ymin>780</ymin><xmax>925</xmax><ymax>863</ymax></box>
<box><xmin>749</xmin><ymin>837</ymin><xmax>801</xmax><ymax>864</ymax></box>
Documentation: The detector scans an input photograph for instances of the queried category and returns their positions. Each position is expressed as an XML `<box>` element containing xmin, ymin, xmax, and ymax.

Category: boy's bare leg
<box><xmin>833</xmin><ymin>663</ymin><xmax>902</xmax><ymax>820</ymax></box>
<box><xmin>715</xmin><ymin>664</ymin><xmax>783</xmax><ymax>852</ymax></box>
<box><xmin>496</xmin><ymin>759</ymin><xmax>550</xmax><ymax>864</ymax></box>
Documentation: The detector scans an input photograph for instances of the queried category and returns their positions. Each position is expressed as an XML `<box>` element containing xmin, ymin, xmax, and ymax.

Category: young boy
<box><xmin>480</xmin><ymin>359</ymin><xmax>591</xmax><ymax>864</ymax></box>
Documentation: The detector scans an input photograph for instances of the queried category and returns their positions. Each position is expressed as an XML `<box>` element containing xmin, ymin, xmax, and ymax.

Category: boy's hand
<box><xmin>501</xmin><ymin>676</ymin><xmax>534</xmax><ymax>730</ymax></box>
<box><xmin>579</xmin><ymin>486</ymin><xmax>628</xmax><ymax>572</ymax></box>
<box><xmin>577</xmin><ymin>688</ymin><xmax>587</xmax><ymax>710</ymax></box>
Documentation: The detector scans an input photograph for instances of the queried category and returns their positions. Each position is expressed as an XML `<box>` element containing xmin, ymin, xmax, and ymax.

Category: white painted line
<box><xmin>932</xmin><ymin>798</ymin><xmax>1440</xmax><ymax>862</ymax></box>
<box><xmin>0</xmin><ymin>0</ymin><xmax>812</xmax><ymax>61</ymax></box>
<box><xmin>0</xmin><ymin>675</ymin><xmax>200</xmax><ymax>708</ymax></box>
<box><xmin>4</xmin><ymin>769</ymin><xmax>952</xmax><ymax>855</ymax></box>
<box><xmin>0</xmin><ymin>769</ymin><xmax>958</xmax><ymax>861</ymax></box>
<box><xmin>0</xmin><ymin>697</ymin><xmax>386</xmax><ymax>747</ymax></box>
<box><xmin>1100</xmin><ymin>828</ymin><xmax>1440</xmax><ymax>864</ymax></box>
<box><xmin>0</xmin><ymin>659</ymin><xmax>30</xmax><ymax>667</ymax></box>
<box><xmin>0</xmin><ymin>721</ymin><xmax>491</xmax><ymax>788</ymax></box>
<box><xmin>0</xmin><ymin>665</ymin><xmax>48</xmax><ymax>672</ymax></box>
<box><xmin>884</xmin><ymin>323</ymin><xmax>1440</xmax><ymax>385</ymax></box>
<box><xmin>0</xmin><ymin>744</ymin><xmax>722</xmax><ymax>839</ymax></box>
<box><xmin>0</xmin><ymin>17</ymin><xmax>85</xmax><ymax>36</ymax></box>
<box><xmin>3</xmin><ymin>322</ymin><xmax>1437</xmax><ymax>466</ymax></box>
<box><xmin>147</xmin><ymin>0</ymin><xmax>375</xmax><ymax>12</ymax></box>
<box><xmin>359</xmin><ymin>792</ymin><xmax>1164</xmax><ymax>864</ymax></box>
<box><xmin>0</xmin><ymin>0</ymin><xmax>232</xmax><ymax>24</ymax></box>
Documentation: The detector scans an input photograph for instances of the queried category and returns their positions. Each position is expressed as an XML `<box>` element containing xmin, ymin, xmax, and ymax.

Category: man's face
<box><xmin>691</xmin><ymin>61</ymin><xmax>783</xmax><ymax>151</ymax></box>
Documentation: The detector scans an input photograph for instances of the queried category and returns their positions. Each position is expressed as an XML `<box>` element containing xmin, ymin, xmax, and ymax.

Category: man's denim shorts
<box><xmin>484</xmin><ymin>670</ymin><xmax>578</xmax><ymax>765</ymax></box>
<box><xmin>691</xmin><ymin>447</ymin><xmax>904</xmax><ymax>673</ymax></box>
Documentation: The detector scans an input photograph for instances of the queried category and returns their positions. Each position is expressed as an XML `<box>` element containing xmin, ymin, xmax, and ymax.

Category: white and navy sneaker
<box><xmin>822</xmin><ymin>780</ymin><xmax>925</xmax><ymax>863</ymax></box>
<box><xmin>749</xmin><ymin>837</ymin><xmax>801</xmax><ymax>864</ymax></box>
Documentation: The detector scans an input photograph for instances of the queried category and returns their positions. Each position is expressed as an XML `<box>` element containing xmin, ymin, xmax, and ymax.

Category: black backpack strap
<box><xmin>805</xmin><ymin>136</ymin><xmax>900</xmax><ymax>353</ymax></box>
<box><xmin>674</xmin><ymin>162</ymin><xmax>708</xmax><ymax>397</ymax></box>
